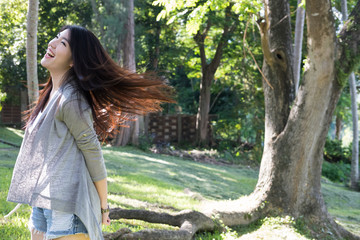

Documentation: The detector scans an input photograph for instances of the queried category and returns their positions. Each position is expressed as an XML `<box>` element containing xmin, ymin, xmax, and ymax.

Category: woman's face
<box><xmin>41</xmin><ymin>29</ymin><xmax>73</xmax><ymax>74</ymax></box>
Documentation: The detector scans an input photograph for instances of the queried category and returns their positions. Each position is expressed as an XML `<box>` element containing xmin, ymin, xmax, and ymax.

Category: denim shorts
<box><xmin>29</xmin><ymin>207</ymin><xmax>88</xmax><ymax>239</ymax></box>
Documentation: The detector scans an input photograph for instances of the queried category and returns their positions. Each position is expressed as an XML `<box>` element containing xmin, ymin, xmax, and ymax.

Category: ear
<box><xmin>70</xmin><ymin>63</ymin><xmax>73</xmax><ymax>68</ymax></box>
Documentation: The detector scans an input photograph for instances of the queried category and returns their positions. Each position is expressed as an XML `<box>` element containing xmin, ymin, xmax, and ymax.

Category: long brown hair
<box><xmin>26</xmin><ymin>25</ymin><xmax>174</xmax><ymax>139</ymax></box>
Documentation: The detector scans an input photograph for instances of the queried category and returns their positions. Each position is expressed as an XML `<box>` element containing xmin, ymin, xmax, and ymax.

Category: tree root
<box><xmin>103</xmin><ymin>202</ymin><xmax>360</xmax><ymax>240</ymax></box>
<box><xmin>104</xmin><ymin>199</ymin><xmax>263</xmax><ymax>240</ymax></box>
<box><xmin>327</xmin><ymin>216</ymin><xmax>360</xmax><ymax>240</ymax></box>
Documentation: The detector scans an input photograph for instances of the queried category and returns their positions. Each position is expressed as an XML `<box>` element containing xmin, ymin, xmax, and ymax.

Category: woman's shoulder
<box><xmin>58</xmin><ymin>82</ymin><xmax>87</xmax><ymax>106</ymax></box>
<box><xmin>57</xmin><ymin>83</ymin><xmax>92</xmax><ymax>119</ymax></box>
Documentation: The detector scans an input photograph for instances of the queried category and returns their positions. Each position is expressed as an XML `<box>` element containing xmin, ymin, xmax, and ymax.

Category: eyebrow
<box><xmin>57</xmin><ymin>33</ymin><xmax>69</xmax><ymax>43</ymax></box>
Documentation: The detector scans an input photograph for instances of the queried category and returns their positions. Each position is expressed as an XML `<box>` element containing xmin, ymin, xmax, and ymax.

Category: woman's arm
<box><xmin>94</xmin><ymin>178</ymin><xmax>111</xmax><ymax>225</ymax></box>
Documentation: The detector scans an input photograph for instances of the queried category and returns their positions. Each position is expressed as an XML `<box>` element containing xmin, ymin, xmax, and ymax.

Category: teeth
<box><xmin>48</xmin><ymin>52</ymin><xmax>54</xmax><ymax>57</ymax></box>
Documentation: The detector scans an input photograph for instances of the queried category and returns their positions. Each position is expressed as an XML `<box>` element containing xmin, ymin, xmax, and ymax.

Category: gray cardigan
<box><xmin>7</xmin><ymin>82</ymin><xmax>107</xmax><ymax>240</ymax></box>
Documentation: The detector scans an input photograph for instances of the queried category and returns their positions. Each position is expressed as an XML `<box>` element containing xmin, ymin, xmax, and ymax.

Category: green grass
<box><xmin>0</xmin><ymin>127</ymin><xmax>359</xmax><ymax>239</ymax></box>
<box><xmin>0</xmin><ymin>127</ymin><xmax>24</xmax><ymax>146</ymax></box>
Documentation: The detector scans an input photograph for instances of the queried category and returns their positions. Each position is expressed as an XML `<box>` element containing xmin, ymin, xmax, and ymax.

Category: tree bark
<box><xmin>293</xmin><ymin>0</ymin><xmax>305</xmax><ymax>94</ymax></box>
<box><xmin>26</xmin><ymin>0</ymin><xmax>39</xmax><ymax>106</ymax></box>
<box><xmin>341</xmin><ymin>0</ymin><xmax>359</xmax><ymax>190</ymax></box>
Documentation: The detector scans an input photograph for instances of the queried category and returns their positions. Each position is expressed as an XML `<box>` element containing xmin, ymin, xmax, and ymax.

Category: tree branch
<box><xmin>193</xmin><ymin>17</ymin><xmax>212</xmax><ymax>72</ymax></box>
<box><xmin>208</xmin><ymin>4</ymin><xmax>237</xmax><ymax>75</ymax></box>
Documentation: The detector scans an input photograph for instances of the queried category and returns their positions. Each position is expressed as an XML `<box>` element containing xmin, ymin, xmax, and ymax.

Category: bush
<box><xmin>322</xmin><ymin>160</ymin><xmax>351</xmax><ymax>183</ymax></box>
<box><xmin>138</xmin><ymin>134</ymin><xmax>154</xmax><ymax>151</ymax></box>
<box><xmin>323</xmin><ymin>138</ymin><xmax>351</xmax><ymax>164</ymax></box>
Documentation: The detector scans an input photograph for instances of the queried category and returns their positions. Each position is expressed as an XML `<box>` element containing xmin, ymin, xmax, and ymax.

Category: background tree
<box><xmin>26</xmin><ymin>0</ymin><xmax>39</xmax><ymax>106</ymax></box>
<box><xmin>114</xmin><ymin>0</ymin><xmax>141</xmax><ymax>146</ymax></box>
<box><xmin>153</xmin><ymin>0</ymin><xmax>251</xmax><ymax>146</ymax></box>
<box><xmin>341</xmin><ymin>0</ymin><xmax>359</xmax><ymax>190</ymax></box>
<box><xmin>0</xmin><ymin>0</ymin><xmax>27</xmax><ymax>117</ymax></box>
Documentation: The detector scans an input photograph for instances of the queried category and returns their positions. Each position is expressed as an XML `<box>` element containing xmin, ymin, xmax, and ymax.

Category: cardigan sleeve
<box><xmin>60</xmin><ymin>99</ymin><xmax>107</xmax><ymax>182</ymax></box>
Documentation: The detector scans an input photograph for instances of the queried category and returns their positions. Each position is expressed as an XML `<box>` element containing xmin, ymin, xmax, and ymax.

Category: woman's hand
<box><xmin>102</xmin><ymin>211</ymin><xmax>111</xmax><ymax>225</ymax></box>
<box><xmin>94</xmin><ymin>178</ymin><xmax>110</xmax><ymax>225</ymax></box>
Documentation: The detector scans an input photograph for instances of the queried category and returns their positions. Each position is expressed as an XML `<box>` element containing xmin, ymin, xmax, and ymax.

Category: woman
<box><xmin>7</xmin><ymin>25</ymin><xmax>173</xmax><ymax>240</ymax></box>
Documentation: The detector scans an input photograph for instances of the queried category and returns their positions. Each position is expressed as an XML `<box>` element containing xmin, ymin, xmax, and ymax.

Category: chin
<box><xmin>40</xmin><ymin>58</ymin><xmax>50</xmax><ymax>69</ymax></box>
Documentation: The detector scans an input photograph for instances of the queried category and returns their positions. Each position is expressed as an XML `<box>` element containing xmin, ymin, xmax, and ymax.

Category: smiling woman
<box><xmin>6</xmin><ymin>25</ymin><xmax>174</xmax><ymax>240</ymax></box>
<box><xmin>40</xmin><ymin>29</ymin><xmax>73</xmax><ymax>79</ymax></box>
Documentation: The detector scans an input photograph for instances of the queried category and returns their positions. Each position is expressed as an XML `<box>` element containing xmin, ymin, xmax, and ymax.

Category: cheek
<box><xmin>59</xmin><ymin>49</ymin><xmax>72</xmax><ymax>64</ymax></box>
<box><xmin>66</xmin><ymin>50</ymin><xmax>72</xmax><ymax>64</ymax></box>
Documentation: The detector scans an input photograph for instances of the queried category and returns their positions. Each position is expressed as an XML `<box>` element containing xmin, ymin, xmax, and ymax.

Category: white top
<box><xmin>28</xmin><ymin>91</ymin><xmax>58</xmax><ymax>134</ymax></box>
<box><xmin>7</xmin><ymin>82</ymin><xmax>106</xmax><ymax>240</ymax></box>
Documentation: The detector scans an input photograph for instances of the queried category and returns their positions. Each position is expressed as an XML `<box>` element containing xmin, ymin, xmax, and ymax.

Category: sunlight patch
<box><xmin>6</xmin><ymin>127</ymin><xmax>24</xmax><ymax>138</ymax></box>
<box><xmin>113</xmin><ymin>152</ymin><xmax>177</xmax><ymax>166</ymax></box>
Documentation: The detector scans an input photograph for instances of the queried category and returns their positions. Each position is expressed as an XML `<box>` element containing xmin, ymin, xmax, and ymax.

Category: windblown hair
<box><xmin>26</xmin><ymin>25</ymin><xmax>174</xmax><ymax>140</ymax></box>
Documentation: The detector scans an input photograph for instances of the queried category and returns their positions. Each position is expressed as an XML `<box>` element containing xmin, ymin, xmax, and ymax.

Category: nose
<box><xmin>48</xmin><ymin>38</ymin><xmax>60</xmax><ymax>49</ymax></box>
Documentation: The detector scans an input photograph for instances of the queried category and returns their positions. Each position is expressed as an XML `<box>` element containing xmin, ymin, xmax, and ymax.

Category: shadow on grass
<box><xmin>103</xmin><ymin>146</ymin><xmax>258</xmax><ymax>201</ymax></box>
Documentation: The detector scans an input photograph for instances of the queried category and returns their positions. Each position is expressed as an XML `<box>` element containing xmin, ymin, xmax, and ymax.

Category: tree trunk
<box><xmin>103</xmin><ymin>0</ymin><xmax>360</xmax><ymax>239</ymax></box>
<box><xmin>335</xmin><ymin>114</ymin><xmax>342</xmax><ymax>140</ymax></box>
<box><xmin>341</xmin><ymin>0</ymin><xmax>359</xmax><ymax>190</ymax></box>
<box><xmin>349</xmin><ymin>73</ymin><xmax>359</xmax><ymax>189</ymax></box>
<box><xmin>196</xmin><ymin>71</ymin><xmax>212</xmax><ymax>146</ymax></box>
<box><xmin>114</xmin><ymin>0</ymin><xmax>141</xmax><ymax>146</ymax></box>
<box><xmin>26</xmin><ymin>0</ymin><xmax>39</xmax><ymax>106</ymax></box>
<box><xmin>123</xmin><ymin>0</ymin><xmax>135</xmax><ymax>73</ymax></box>
<box><xmin>252</xmin><ymin>0</ymin><xmax>356</xmax><ymax>235</ymax></box>
<box><xmin>293</xmin><ymin>0</ymin><xmax>305</xmax><ymax>94</ymax></box>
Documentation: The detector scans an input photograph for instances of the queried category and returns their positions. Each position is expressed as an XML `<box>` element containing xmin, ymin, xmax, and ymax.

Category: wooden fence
<box><xmin>146</xmin><ymin>113</ymin><xmax>217</xmax><ymax>144</ymax></box>
<box><xmin>0</xmin><ymin>105</ymin><xmax>216</xmax><ymax>145</ymax></box>
<box><xmin>0</xmin><ymin>104</ymin><xmax>21</xmax><ymax>125</ymax></box>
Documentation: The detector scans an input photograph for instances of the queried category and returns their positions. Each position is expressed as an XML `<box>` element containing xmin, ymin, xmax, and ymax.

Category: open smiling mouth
<box><xmin>46</xmin><ymin>50</ymin><xmax>55</xmax><ymax>58</ymax></box>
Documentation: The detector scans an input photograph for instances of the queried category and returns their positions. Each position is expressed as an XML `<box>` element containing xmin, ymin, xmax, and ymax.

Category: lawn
<box><xmin>0</xmin><ymin>127</ymin><xmax>359</xmax><ymax>239</ymax></box>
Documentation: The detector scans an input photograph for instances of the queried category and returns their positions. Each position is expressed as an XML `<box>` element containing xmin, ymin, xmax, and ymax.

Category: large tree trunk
<box><xmin>252</xmin><ymin>0</ymin><xmax>358</xmax><ymax>234</ymax></box>
<box><xmin>26</xmin><ymin>0</ymin><xmax>39</xmax><ymax>106</ymax></box>
<box><xmin>341</xmin><ymin>0</ymin><xmax>359</xmax><ymax>190</ymax></box>
<box><xmin>104</xmin><ymin>0</ymin><xmax>360</xmax><ymax>239</ymax></box>
<box><xmin>293</xmin><ymin>0</ymin><xmax>305</xmax><ymax>94</ymax></box>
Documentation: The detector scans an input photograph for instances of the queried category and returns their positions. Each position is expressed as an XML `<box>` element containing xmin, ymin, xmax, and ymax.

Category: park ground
<box><xmin>0</xmin><ymin>127</ymin><xmax>359</xmax><ymax>240</ymax></box>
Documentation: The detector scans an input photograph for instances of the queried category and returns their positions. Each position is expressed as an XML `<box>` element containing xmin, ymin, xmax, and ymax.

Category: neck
<box><xmin>50</xmin><ymin>70</ymin><xmax>67</xmax><ymax>91</ymax></box>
